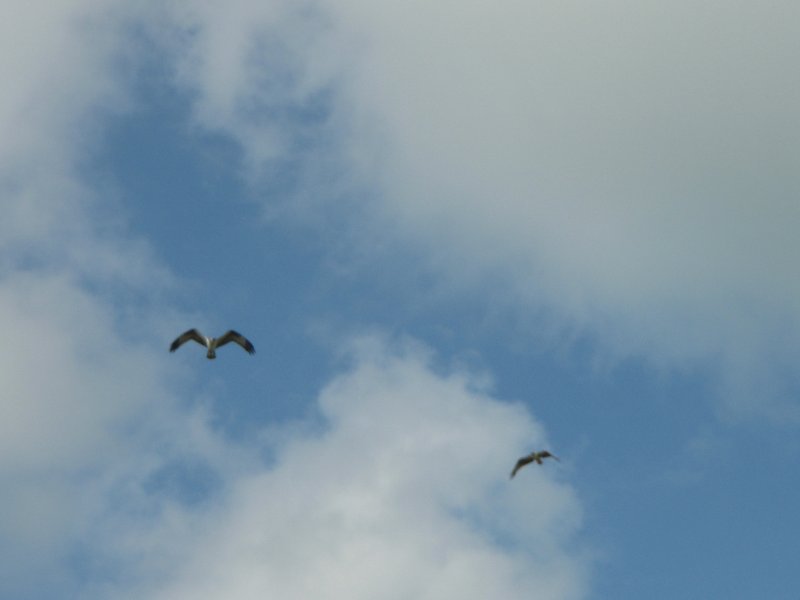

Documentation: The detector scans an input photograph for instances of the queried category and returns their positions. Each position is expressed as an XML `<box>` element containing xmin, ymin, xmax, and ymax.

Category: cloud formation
<box><xmin>0</xmin><ymin>8</ymin><xmax>586</xmax><ymax>597</ymax></box>
<box><xmin>0</xmin><ymin>3</ymin><xmax>199</xmax><ymax>595</ymax></box>
<box><xmin>161</xmin><ymin>0</ymin><xmax>800</xmax><ymax>416</ymax></box>
<box><xmin>128</xmin><ymin>337</ymin><xmax>587</xmax><ymax>600</ymax></box>
<box><xmin>4</xmin><ymin>0</ymin><xmax>796</xmax><ymax>596</ymax></box>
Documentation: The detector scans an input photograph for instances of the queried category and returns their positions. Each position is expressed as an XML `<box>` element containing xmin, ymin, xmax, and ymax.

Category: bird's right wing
<box><xmin>169</xmin><ymin>329</ymin><xmax>206</xmax><ymax>352</ymax></box>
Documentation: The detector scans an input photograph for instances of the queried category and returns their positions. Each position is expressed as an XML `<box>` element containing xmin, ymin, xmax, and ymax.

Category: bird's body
<box><xmin>510</xmin><ymin>450</ymin><xmax>559</xmax><ymax>479</ymax></box>
<box><xmin>169</xmin><ymin>329</ymin><xmax>255</xmax><ymax>359</ymax></box>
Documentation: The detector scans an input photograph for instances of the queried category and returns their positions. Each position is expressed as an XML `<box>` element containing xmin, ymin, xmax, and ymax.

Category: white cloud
<box><xmin>125</xmin><ymin>336</ymin><xmax>587</xmax><ymax>600</ymax></box>
<box><xmin>0</xmin><ymin>313</ymin><xmax>587</xmax><ymax>598</ymax></box>
<box><xmin>0</xmin><ymin>2</ymin><xmax>204</xmax><ymax>595</ymax></box>
<box><xmin>152</xmin><ymin>0</ymin><xmax>345</xmax><ymax>175</ymax></box>
<box><xmin>0</xmin><ymin>271</ymin><xmax>182</xmax><ymax>596</ymax></box>
<box><xmin>0</xmin><ymin>7</ymin><xmax>587</xmax><ymax>597</ymax></box>
<box><xmin>0</xmin><ymin>0</ymin><xmax>165</xmax><ymax>282</ymax></box>
<box><xmin>160</xmin><ymin>0</ymin><xmax>800</xmax><ymax>416</ymax></box>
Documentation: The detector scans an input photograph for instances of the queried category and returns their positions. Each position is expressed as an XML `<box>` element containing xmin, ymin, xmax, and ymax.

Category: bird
<box><xmin>510</xmin><ymin>450</ymin><xmax>559</xmax><ymax>479</ymax></box>
<box><xmin>169</xmin><ymin>329</ymin><xmax>255</xmax><ymax>359</ymax></box>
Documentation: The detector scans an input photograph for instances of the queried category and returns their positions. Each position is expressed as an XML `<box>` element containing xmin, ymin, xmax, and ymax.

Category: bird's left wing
<box><xmin>170</xmin><ymin>329</ymin><xmax>206</xmax><ymax>352</ymax></box>
<box><xmin>216</xmin><ymin>330</ymin><xmax>256</xmax><ymax>354</ymax></box>
<box><xmin>510</xmin><ymin>455</ymin><xmax>534</xmax><ymax>479</ymax></box>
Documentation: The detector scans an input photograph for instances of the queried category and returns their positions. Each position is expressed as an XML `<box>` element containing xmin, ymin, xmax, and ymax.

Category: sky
<box><xmin>2</xmin><ymin>1</ymin><xmax>799</xmax><ymax>598</ymax></box>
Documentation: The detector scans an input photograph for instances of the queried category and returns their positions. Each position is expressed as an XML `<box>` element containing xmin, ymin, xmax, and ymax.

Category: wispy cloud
<box><xmin>159</xmin><ymin>0</ymin><xmax>800</xmax><ymax>417</ymax></box>
<box><xmin>0</xmin><ymin>6</ymin><xmax>587</xmax><ymax>597</ymax></box>
<box><xmin>0</xmin><ymin>2</ymin><xmax>191</xmax><ymax>595</ymax></box>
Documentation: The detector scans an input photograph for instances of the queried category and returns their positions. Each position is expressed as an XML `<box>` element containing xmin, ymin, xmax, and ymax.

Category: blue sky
<box><xmin>2</xmin><ymin>1</ymin><xmax>799</xmax><ymax>598</ymax></box>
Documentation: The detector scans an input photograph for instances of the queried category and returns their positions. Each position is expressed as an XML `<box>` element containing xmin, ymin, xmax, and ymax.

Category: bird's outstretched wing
<box><xmin>170</xmin><ymin>329</ymin><xmax>206</xmax><ymax>352</ymax></box>
<box><xmin>216</xmin><ymin>330</ymin><xmax>256</xmax><ymax>354</ymax></box>
<box><xmin>510</xmin><ymin>455</ymin><xmax>534</xmax><ymax>479</ymax></box>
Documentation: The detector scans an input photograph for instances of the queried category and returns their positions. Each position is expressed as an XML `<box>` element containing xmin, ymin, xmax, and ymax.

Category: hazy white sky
<box><xmin>2</xmin><ymin>1</ymin><xmax>799</xmax><ymax>598</ymax></box>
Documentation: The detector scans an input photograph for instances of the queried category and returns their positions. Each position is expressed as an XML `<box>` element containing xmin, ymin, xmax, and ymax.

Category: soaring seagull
<box><xmin>169</xmin><ymin>329</ymin><xmax>255</xmax><ymax>359</ymax></box>
<box><xmin>510</xmin><ymin>450</ymin><xmax>559</xmax><ymax>479</ymax></box>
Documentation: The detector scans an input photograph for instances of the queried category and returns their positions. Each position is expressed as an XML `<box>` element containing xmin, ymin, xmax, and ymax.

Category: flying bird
<box><xmin>169</xmin><ymin>329</ymin><xmax>255</xmax><ymax>359</ymax></box>
<box><xmin>510</xmin><ymin>450</ymin><xmax>559</xmax><ymax>479</ymax></box>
